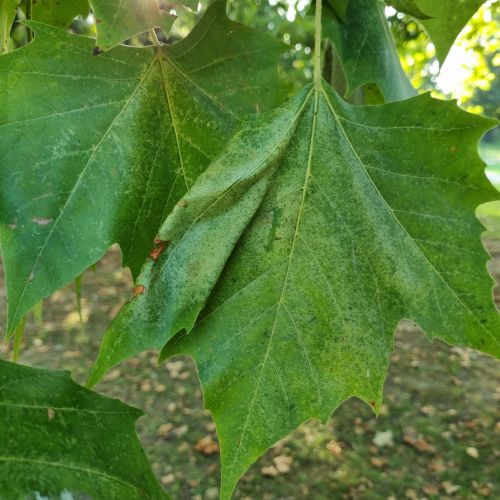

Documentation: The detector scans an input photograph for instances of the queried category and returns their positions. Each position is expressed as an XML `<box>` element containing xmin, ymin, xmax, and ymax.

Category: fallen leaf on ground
<box><xmin>273</xmin><ymin>455</ymin><xmax>293</xmax><ymax>473</ymax></box>
<box><xmin>161</xmin><ymin>474</ymin><xmax>175</xmax><ymax>485</ymax></box>
<box><xmin>261</xmin><ymin>465</ymin><xmax>279</xmax><ymax>477</ymax></box>
<box><xmin>174</xmin><ymin>424</ymin><xmax>189</xmax><ymax>438</ymax></box>
<box><xmin>372</xmin><ymin>430</ymin><xmax>394</xmax><ymax>448</ymax></box>
<box><xmin>370</xmin><ymin>456</ymin><xmax>389</xmax><ymax>468</ymax></box>
<box><xmin>195</xmin><ymin>435</ymin><xmax>219</xmax><ymax>455</ymax></box>
<box><xmin>157</xmin><ymin>423</ymin><xmax>174</xmax><ymax>438</ymax></box>
<box><xmin>205</xmin><ymin>487</ymin><xmax>219</xmax><ymax>499</ymax></box>
<box><xmin>403</xmin><ymin>435</ymin><xmax>436</xmax><ymax>453</ymax></box>
<box><xmin>466</xmin><ymin>446</ymin><xmax>480</xmax><ymax>458</ymax></box>
<box><xmin>420</xmin><ymin>405</ymin><xmax>436</xmax><ymax>416</ymax></box>
<box><xmin>405</xmin><ymin>489</ymin><xmax>418</xmax><ymax>499</ymax></box>
<box><xmin>423</xmin><ymin>485</ymin><xmax>439</xmax><ymax>496</ymax></box>
<box><xmin>327</xmin><ymin>440</ymin><xmax>343</xmax><ymax>457</ymax></box>
<box><xmin>428</xmin><ymin>460</ymin><xmax>447</xmax><ymax>473</ymax></box>
<box><xmin>442</xmin><ymin>481</ymin><xmax>461</xmax><ymax>495</ymax></box>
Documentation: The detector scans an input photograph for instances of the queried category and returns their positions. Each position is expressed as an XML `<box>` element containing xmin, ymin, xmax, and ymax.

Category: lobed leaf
<box><xmin>0</xmin><ymin>0</ymin><xmax>285</xmax><ymax>335</ymax></box>
<box><xmin>323</xmin><ymin>0</ymin><xmax>416</xmax><ymax>102</ymax></box>
<box><xmin>387</xmin><ymin>0</ymin><xmax>486</xmax><ymax>63</ymax></box>
<box><xmin>417</xmin><ymin>0</ymin><xmax>485</xmax><ymax>63</ymax></box>
<box><xmin>164</xmin><ymin>84</ymin><xmax>499</xmax><ymax>497</ymax></box>
<box><xmin>93</xmin><ymin>81</ymin><xmax>498</xmax><ymax>497</ymax></box>
<box><xmin>0</xmin><ymin>359</ymin><xmax>168</xmax><ymax>498</ymax></box>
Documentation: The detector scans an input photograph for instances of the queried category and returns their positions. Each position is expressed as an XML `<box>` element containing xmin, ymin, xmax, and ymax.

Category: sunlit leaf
<box><xmin>385</xmin><ymin>0</ymin><xmax>431</xmax><ymax>19</ymax></box>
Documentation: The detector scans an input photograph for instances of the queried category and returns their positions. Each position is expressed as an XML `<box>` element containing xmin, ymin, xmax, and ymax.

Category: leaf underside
<box><xmin>92</xmin><ymin>80</ymin><xmax>498</xmax><ymax>497</ymax></box>
<box><xmin>325</xmin><ymin>0</ymin><xmax>416</xmax><ymax>101</ymax></box>
<box><xmin>0</xmin><ymin>0</ymin><xmax>284</xmax><ymax>335</ymax></box>
<box><xmin>0</xmin><ymin>359</ymin><xmax>167</xmax><ymax>499</ymax></box>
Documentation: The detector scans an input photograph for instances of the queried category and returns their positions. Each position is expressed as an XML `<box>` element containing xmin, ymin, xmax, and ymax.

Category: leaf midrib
<box><xmin>224</xmin><ymin>89</ymin><xmax>320</xmax><ymax>490</ymax></box>
<box><xmin>223</xmin><ymin>83</ymin><xmax>499</xmax><ymax>490</ymax></box>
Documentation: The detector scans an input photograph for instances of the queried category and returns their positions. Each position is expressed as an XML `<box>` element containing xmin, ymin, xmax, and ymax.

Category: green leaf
<box><xmin>96</xmin><ymin>81</ymin><xmax>498</xmax><ymax>496</ymax></box>
<box><xmin>323</xmin><ymin>0</ymin><xmax>416</xmax><ymax>101</ymax></box>
<box><xmin>90</xmin><ymin>0</ymin><xmax>197</xmax><ymax>50</ymax></box>
<box><xmin>409</xmin><ymin>0</ymin><xmax>484</xmax><ymax>63</ymax></box>
<box><xmin>33</xmin><ymin>0</ymin><xmax>89</xmax><ymax>28</ymax></box>
<box><xmin>327</xmin><ymin>0</ymin><xmax>348</xmax><ymax>22</ymax></box>
<box><xmin>375</xmin><ymin>1</ymin><xmax>485</xmax><ymax>65</ymax></box>
<box><xmin>0</xmin><ymin>359</ymin><xmax>168</xmax><ymax>498</ymax></box>
<box><xmin>0</xmin><ymin>0</ymin><xmax>284</xmax><ymax>335</ymax></box>
<box><xmin>384</xmin><ymin>0</ymin><xmax>431</xmax><ymax>19</ymax></box>
<box><xmin>0</xmin><ymin>0</ymin><xmax>18</xmax><ymax>53</ymax></box>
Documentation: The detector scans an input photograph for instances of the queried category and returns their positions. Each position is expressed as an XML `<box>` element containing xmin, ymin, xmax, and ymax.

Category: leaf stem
<box><xmin>149</xmin><ymin>28</ymin><xmax>159</xmax><ymax>47</ymax></box>
<box><xmin>12</xmin><ymin>316</ymin><xmax>26</xmax><ymax>363</ymax></box>
<box><xmin>25</xmin><ymin>0</ymin><xmax>32</xmax><ymax>43</ymax></box>
<box><xmin>313</xmin><ymin>0</ymin><xmax>323</xmax><ymax>88</ymax></box>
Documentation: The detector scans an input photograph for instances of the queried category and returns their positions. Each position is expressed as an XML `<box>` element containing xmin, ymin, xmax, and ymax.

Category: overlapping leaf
<box><xmin>0</xmin><ymin>0</ymin><xmax>284</xmax><ymax>335</ymax></box>
<box><xmin>386</xmin><ymin>0</ymin><xmax>485</xmax><ymax>63</ymax></box>
<box><xmin>33</xmin><ymin>0</ymin><xmax>89</xmax><ymax>28</ymax></box>
<box><xmin>0</xmin><ymin>0</ymin><xmax>18</xmax><ymax>53</ymax></box>
<box><xmin>90</xmin><ymin>0</ymin><xmax>197</xmax><ymax>50</ymax></box>
<box><xmin>417</xmin><ymin>0</ymin><xmax>485</xmax><ymax>63</ymax></box>
<box><xmin>384</xmin><ymin>0</ymin><xmax>430</xmax><ymax>19</ymax></box>
<box><xmin>0</xmin><ymin>359</ymin><xmax>167</xmax><ymax>498</ymax></box>
<box><xmin>323</xmin><ymin>0</ymin><xmax>415</xmax><ymax>101</ymax></box>
<box><xmin>91</xmin><ymin>80</ymin><xmax>498</xmax><ymax>496</ymax></box>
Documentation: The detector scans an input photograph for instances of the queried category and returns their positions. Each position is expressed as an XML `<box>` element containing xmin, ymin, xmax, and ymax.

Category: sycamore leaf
<box><xmin>0</xmin><ymin>0</ymin><xmax>18</xmax><ymax>53</ymax></box>
<box><xmin>323</xmin><ymin>0</ymin><xmax>415</xmax><ymax>102</ymax></box>
<box><xmin>394</xmin><ymin>0</ymin><xmax>485</xmax><ymax>63</ymax></box>
<box><xmin>164</xmin><ymin>85</ymin><xmax>499</xmax><ymax>497</ymax></box>
<box><xmin>0</xmin><ymin>359</ymin><xmax>168</xmax><ymax>498</ymax></box>
<box><xmin>0</xmin><ymin>0</ymin><xmax>284</xmax><ymax>335</ymax></box>
<box><xmin>327</xmin><ymin>0</ymin><xmax>348</xmax><ymax>22</ymax></box>
<box><xmin>93</xmin><ymin>81</ymin><xmax>498</xmax><ymax>496</ymax></box>
<box><xmin>418</xmin><ymin>0</ymin><xmax>485</xmax><ymax>63</ymax></box>
<box><xmin>33</xmin><ymin>0</ymin><xmax>89</xmax><ymax>28</ymax></box>
<box><xmin>384</xmin><ymin>0</ymin><xmax>431</xmax><ymax>19</ymax></box>
<box><xmin>90</xmin><ymin>0</ymin><xmax>197</xmax><ymax>50</ymax></box>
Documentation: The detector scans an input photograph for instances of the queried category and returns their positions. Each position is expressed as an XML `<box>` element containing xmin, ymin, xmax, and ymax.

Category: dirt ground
<box><xmin>0</xmin><ymin>245</ymin><xmax>499</xmax><ymax>500</ymax></box>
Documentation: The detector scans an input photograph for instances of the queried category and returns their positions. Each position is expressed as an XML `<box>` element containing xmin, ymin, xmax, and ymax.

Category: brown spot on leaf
<box><xmin>47</xmin><ymin>408</ymin><xmax>55</xmax><ymax>421</ymax></box>
<box><xmin>93</xmin><ymin>46</ymin><xmax>103</xmax><ymax>56</ymax></box>
<box><xmin>133</xmin><ymin>285</ymin><xmax>146</xmax><ymax>297</ymax></box>
<box><xmin>149</xmin><ymin>240</ymin><xmax>170</xmax><ymax>261</ymax></box>
<box><xmin>177</xmin><ymin>199</ymin><xmax>189</xmax><ymax>208</ymax></box>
